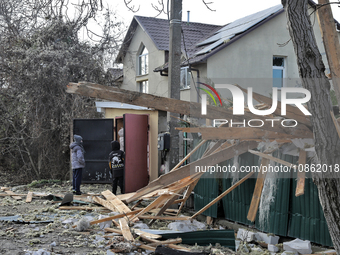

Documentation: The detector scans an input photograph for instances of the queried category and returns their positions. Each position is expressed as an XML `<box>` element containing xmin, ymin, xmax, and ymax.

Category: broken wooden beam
<box><xmin>248</xmin><ymin>149</ymin><xmax>298</xmax><ymax>169</ymax></box>
<box><xmin>119</xmin><ymin>218</ymin><xmax>134</xmax><ymax>241</ymax></box>
<box><xmin>247</xmin><ymin>158</ymin><xmax>270</xmax><ymax>222</ymax></box>
<box><xmin>296</xmin><ymin>149</ymin><xmax>307</xmax><ymax>197</ymax></box>
<box><xmin>5</xmin><ymin>190</ymin><xmax>22</xmax><ymax>200</ymax></box>
<box><xmin>101</xmin><ymin>190</ymin><xmax>139</xmax><ymax>222</ymax></box>
<box><xmin>66</xmin><ymin>81</ymin><xmax>311</xmax><ymax>136</ymax></box>
<box><xmin>176</xmin><ymin>127</ymin><xmax>312</xmax><ymax>139</ymax></box>
<box><xmin>126</xmin><ymin>141</ymin><xmax>259</xmax><ymax>203</ymax></box>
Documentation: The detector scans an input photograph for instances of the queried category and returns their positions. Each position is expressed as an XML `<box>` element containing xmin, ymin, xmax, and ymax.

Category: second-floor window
<box><xmin>138</xmin><ymin>46</ymin><xmax>148</xmax><ymax>75</ymax></box>
<box><xmin>180</xmin><ymin>67</ymin><xmax>191</xmax><ymax>89</ymax></box>
<box><xmin>273</xmin><ymin>56</ymin><xmax>285</xmax><ymax>88</ymax></box>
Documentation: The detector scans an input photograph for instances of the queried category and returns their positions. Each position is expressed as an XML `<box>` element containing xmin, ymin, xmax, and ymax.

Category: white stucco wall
<box><xmin>206</xmin><ymin>9</ymin><xmax>329</xmax><ymax>99</ymax></box>
<box><xmin>121</xmin><ymin>24</ymin><xmax>169</xmax><ymax>98</ymax></box>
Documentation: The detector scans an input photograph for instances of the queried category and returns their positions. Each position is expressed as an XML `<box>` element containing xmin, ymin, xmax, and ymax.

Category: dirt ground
<box><xmin>0</xmin><ymin>180</ymin><xmax>239</xmax><ymax>255</ymax></box>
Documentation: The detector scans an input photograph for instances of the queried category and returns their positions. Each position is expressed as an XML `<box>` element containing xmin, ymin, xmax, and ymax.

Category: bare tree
<box><xmin>0</xmin><ymin>0</ymin><xmax>124</xmax><ymax>182</ymax></box>
<box><xmin>283</xmin><ymin>0</ymin><xmax>340</xmax><ymax>252</ymax></box>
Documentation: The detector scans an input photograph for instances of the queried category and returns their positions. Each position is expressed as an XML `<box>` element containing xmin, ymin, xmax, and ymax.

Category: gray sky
<box><xmin>110</xmin><ymin>0</ymin><xmax>340</xmax><ymax>26</ymax></box>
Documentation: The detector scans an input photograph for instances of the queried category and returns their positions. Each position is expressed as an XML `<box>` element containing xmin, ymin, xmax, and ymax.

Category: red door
<box><xmin>123</xmin><ymin>114</ymin><xmax>149</xmax><ymax>193</ymax></box>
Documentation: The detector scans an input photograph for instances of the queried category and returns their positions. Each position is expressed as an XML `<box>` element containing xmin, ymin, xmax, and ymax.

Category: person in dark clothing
<box><xmin>109</xmin><ymin>141</ymin><xmax>125</xmax><ymax>195</ymax></box>
<box><xmin>70</xmin><ymin>134</ymin><xmax>85</xmax><ymax>195</ymax></box>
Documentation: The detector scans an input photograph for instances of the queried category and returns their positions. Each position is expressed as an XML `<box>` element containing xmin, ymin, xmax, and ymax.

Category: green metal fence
<box><xmin>192</xmin><ymin>142</ymin><xmax>333</xmax><ymax>246</ymax></box>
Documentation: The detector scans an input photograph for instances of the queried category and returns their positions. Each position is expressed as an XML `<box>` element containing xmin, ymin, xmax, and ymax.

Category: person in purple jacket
<box><xmin>70</xmin><ymin>134</ymin><xmax>85</xmax><ymax>195</ymax></box>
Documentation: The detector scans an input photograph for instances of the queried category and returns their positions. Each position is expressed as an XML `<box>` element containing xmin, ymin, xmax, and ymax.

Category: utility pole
<box><xmin>167</xmin><ymin>0</ymin><xmax>182</xmax><ymax>171</ymax></box>
<box><xmin>316</xmin><ymin>0</ymin><xmax>340</xmax><ymax>108</ymax></box>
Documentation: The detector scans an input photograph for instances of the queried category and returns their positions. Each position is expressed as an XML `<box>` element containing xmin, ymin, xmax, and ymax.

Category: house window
<box><xmin>138</xmin><ymin>46</ymin><xmax>148</xmax><ymax>75</ymax></box>
<box><xmin>139</xmin><ymin>80</ymin><xmax>148</xmax><ymax>93</ymax></box>
<box><xmin>180</xmin><ymin>67</ymin><xmax>191</xmax><ymax>89</ymax></box>
<box><xmin>273</xmin><ymin>56</ymin><xmax>285</xmax><ymax>88</ymax></box>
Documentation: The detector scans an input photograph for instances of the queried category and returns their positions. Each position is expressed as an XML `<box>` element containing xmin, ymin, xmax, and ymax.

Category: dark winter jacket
<box><xmin>70</xmin><ymin>136</ymin><xmax>85</xmax><ymax>169</ymax></box>
<box><xmin>109</xmin><ymin>141</ymin><xmax>124</xmax><ymax>177</ymax></box>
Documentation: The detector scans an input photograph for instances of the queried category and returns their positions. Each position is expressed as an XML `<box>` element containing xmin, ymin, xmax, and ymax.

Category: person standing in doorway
<box><xmin>70</xmin><ymin>134</ymin><xmax>85</xmax><ymax>195</ymax></box>
<box><xmin>108</xmin><ymin>141</ymin><xmax>125</xmax><ymax>195</ymax></box>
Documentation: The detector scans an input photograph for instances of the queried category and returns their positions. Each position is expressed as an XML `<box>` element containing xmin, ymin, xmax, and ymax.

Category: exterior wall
<box><xmin>121</xmin><ymin>25</ymin><xmax>169</xmax><ymax>98</ymax></box>
<box><xmin>206</xmin><ymin>10</ymin><xmax>328</xmax><ymax>99</ymax></box>
<box><xmin>103</xmin><ymin>108</ymin><xmax>159</xmax><ymax>182</ymax></box>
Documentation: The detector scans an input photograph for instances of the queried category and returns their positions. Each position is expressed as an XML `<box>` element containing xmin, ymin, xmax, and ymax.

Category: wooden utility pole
<box><xmin>316</xmin><ymin>0</ymin><xmax>340</xmax><ymax>107</ymax></box>
<box><xmin>167</xmin><ymin>0</ymin><xmax>182</xmax><ymax>171</ymax></box>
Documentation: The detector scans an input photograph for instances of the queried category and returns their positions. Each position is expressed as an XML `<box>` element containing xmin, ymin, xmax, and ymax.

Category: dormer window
<box><xmin>138</xmin><ymin>46</ymin><xmax>148</xmax><ymax>75</ymax></box>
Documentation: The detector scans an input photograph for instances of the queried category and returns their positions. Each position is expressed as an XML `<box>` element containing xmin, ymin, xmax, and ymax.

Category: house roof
<box><xmin>115</xmin><ymin>16</ymin><xmax>222</xmax><ymax>64</ymax></box>
<box><xmin>116</xmin><ymin>0</ymin><xmax>340</xmax><ymax>71</ymax></box>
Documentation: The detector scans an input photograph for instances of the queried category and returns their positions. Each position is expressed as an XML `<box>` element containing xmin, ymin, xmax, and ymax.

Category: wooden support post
<box><xmin>317</xmin><ymin>0</ymin><xmax>340</xmax><ymax>105</ymax></box>
<box><xmin>191</xmin><ymin>171</ymin><xmax>255</xmax><ymax>219</ymax></box>
<box><xmin>296</xmin><ymin>149</ymin><xmax>307</xmax><ymax>197</ymax></box>
<box><xmin>247</xmin><ymin>158</ymin><xmax>270</xmax><ymax>222</ymax></box>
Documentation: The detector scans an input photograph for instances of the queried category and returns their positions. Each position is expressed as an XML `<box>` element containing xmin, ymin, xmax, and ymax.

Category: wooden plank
<box><xmin>140</xmin><ymin>235</ymin><xmax>191</xmax><ymax>252</ymax></box>
<box><xmin>66</xmin><ymin>82</ymin><xmax>312</xmax><ymax>136</ymax></box>
<box><xmin>148</xmin><ymin>238</ymin><xmax>183</xmax><ymax>247</ymax></box>
<box><xmin>119</xmin><ymin>218</ymin><xmax>134</xmax><ymax>241</ymax></box>
<box><xmin>101</xmin><ymin>190</ymin><xmax>138</xmax><ymax>222</ymax></box>
<box><xmin>296</xmin><ymin>150</ymin><xmax>307</xmax><ymax>197</ymax></box>
<box><xmin>139</xmin><ymin>215</ymin><xmax>190</xmax><ymax>220</ymax></box>
<box><xmin>129</xmin><ymin>194</ymin><xmax>172</xmax><ymax>221</ymax></box>
<box><xmin>176</xmin><ymin>127</ymin><xmax>312</xmax><ymax>139</ymax></box>
<box><xmin>191</xmin><ymin>171</ymin><xmax>255</xmax><ymax>219</ymax></box>
<box><xmin>92</xmin><ymin>196</ymin><xmax>119</xmax><ymax>212</ymax></box>
<box><xmin>176</xmin><ymin>179</ymin><xmax>199</xmax><ymax>216</ymax></box>
<box><xmin>1</xmin><ymin>187</ymin><xmax>10</xmax><ymax>191</ymax></box>
<box><xmin>126</xmin><ymin>141</ymin><xmax>259</xmax><ymax>203</ymax></box>
<box><xmin>59</xmin><ymin>206</ymin><xmax>110</xmax><ymax>212</ymax></box>
<box><xmin>90</xmin><ymin>209</ymin><xmax>143</xmax><ymax>225</ymax></box>
<box><xmin>247</xmin><ymin>158</ymin><xmax>270</xmax><ymax>222</ymax></box>
<box><xmin>149</xmin><ymin>188</ymin><xmax>186</xmax><ymax>225</ymax></box>
<box><xmin>26</xmin><ymin>192</ymin><xmax>33</xmax><ymax>203</ymax></box>
<box><xmin>132</xmin><ymin>229</ymin><xmax>162</xmax><ymax>239</ymax></box>
<box><xmin>5</xmin><ymin>190</ymin><xmax>22</xmax><ymax>200</ymax></box>
<box><xmin>248</xmin><ymin>149</ymin><xmax>298</xmax><ymax>169</ymax></box>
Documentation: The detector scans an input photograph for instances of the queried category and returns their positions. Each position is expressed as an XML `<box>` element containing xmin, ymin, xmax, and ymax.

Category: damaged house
<box><xmin>70</xmin><ymin>0</ymin><xmax>340</xmax><ymax>248</ymax></box>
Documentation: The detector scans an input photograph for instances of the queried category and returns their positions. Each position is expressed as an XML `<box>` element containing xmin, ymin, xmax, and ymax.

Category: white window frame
<box><xmin>180</xmin><ymin>67</ymin><xmax>191</xmax><ymax>90</ymax></box>
<box><xmin>273</xmin><ymin>56</ymin><xmax>286</xmax><ymax>88</ymax></box>
<box><xmin>138</xmin><ymin>46</ymin><xmax>148</xmax><ymax>76</ymax></box>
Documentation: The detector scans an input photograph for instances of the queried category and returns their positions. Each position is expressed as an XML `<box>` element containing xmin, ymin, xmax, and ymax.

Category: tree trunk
<box><xmin>283</xmin><ymin>0</ymin><xmax>340</xmax><ymax>252</ymax></box>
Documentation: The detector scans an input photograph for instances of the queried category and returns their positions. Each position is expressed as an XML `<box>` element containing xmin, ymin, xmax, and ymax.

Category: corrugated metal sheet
<box><xmin>191</xmin><ymin>140</ymin><xmax>219</xmax><ymax>218</ymax></box>
<box><xmin>288</xmin><ymin>178</ymin><xmax>333</xmax><ymax>246</ymax></box>
<box><xmin>222</xmin><ymin>153</ymin><xmax>257</xmax><ymax>225</ymax></box>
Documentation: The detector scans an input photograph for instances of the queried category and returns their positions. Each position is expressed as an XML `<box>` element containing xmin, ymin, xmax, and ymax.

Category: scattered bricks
<box><xmin>283</xmin><ymin>238</ymin><xmax>312</xmax><ymax>254</ymax></box>
<box><xmin>268</xmin><ymin>244</ymin><xmax>279</xmax><ymax>253</ymax></box>
<box><xmin>255</xmin><ymin>232</ymin><xmax>279</xmax><ymax>245</ymax></box>
<box><xmin>236</xmin><ymin>228</ymin><xmax>256</xmax><ymax>242</ymax></box>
